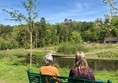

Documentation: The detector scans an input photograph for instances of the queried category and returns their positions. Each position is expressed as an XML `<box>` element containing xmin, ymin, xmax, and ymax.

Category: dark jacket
<box><xmin>69</xmin><ymin>67</ymin><xmax>95</xmax><ymax>80</ymax></box>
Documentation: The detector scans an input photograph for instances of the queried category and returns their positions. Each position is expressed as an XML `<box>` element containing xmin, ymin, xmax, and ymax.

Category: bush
<box><xmin>97</xmin><ymin>51</ymin><xmax>118</xmax><ymax>58</ymax></box>
<box><xmin>0</xmin><ymin>37</ymin><xmax>19</xmax><ymax>50</ymax></box>
<box><xmin>0</xmin><ymin>49</ymin><xmax>48</xmax><ymax>66</ymax></box>
<box><xmin>24</xmin><ymin>52</ymin><xmax>47</xmax><ymax>66</ymax></box>
<box><xmin>34</xmin><ymin>52</ymin><xmax>47</xmax><ymax>66</ymax></box>
<box><xmin>11</xmin><ymin>51</ymin><xmax>47</xmax><ymax>66</ymax></box>
<box><xmin>57</xmin><ymin>42</ymin><xmax>89</xmax><ymax>54</ymax></box>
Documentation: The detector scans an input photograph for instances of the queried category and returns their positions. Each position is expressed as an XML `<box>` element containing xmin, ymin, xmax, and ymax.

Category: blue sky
<box><xmin>0</xmin><ymin>0</ymin><xmax>118</xmax><ymax>25</ymax></box>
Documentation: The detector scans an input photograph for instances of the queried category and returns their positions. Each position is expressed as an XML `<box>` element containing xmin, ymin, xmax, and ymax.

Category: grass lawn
<box><xmin>0</xmin><ymin>60</ymin><xmax>118</xmax><ymax>83</ymax></box>
<box><xmin>0</xmin><ymin>61</ymin><xmax>29</xmax><ymax>83</ymax></box>
<box><xmin>0</xmin><ymin>45</ymin><xmax>118</xmax><ymax>83</ymax></box>
<box><xmin>58</xmin><ymin>67</ymin><xmax>118</xmax><ymax>83</ymax></box>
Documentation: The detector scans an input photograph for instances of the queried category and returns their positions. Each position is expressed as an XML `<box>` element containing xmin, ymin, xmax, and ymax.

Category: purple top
<box><xmin>69</xmin><ymin>67</ymin><xmax>95</xmax><ymax>80</ymax></box>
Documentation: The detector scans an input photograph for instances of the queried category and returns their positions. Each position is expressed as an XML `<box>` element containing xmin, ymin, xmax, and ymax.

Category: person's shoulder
<box><xmin>70</xmin><ymin>67</ymin><xmax>77</xmax><ymax>72</ymax></box>
<box><xmin>70</xmin><ymin>67</ymin><xmax>76</xmax><ymax>70</ymax></box>
<box><xmin>88</xmin><ymin>68</ymin><xmax>93</xmax><ymax>70</ymax></box>
<box><xmin>40</xmin><ymin>66</ymin><xmax>46</xmax><ymax>69</ymax></box>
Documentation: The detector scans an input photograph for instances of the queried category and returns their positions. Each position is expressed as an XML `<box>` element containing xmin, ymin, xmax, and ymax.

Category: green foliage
<box><xmin>26</xmin><ymin>52</ymin><xmax>47</xmax><ymax>66</ymax></box>
<box><xmin>0</xmin><ymin>37</ymin><xmax>19</xmax><ymax>50</ymax></box>
<box><xmin>0</xmin><ymin>50</ymin><xmax>29</xmax><ymax>65</ymax></box>
<box><xmin>111</xmin><ymin>17</ymin><xmax>118</xmax><ymax>26</ymax></box>
<box><xmin>35</xmin><ymin>52</ymin><xmax>47</xmax><ymax>66</ymax></box>
<box><xmin>97</xmin><ymin>51</ymin><xmax>118</xmax><ymax>58</ymax></box>
<box><xmin>3</xmin><ymin>0</ymin><xmax>40</xmax><ymax>66</ymax></box>
<box><xmin>57</xmin><ymin>42</ymin><xmax>89</xmax><ymax>54</ymax></box>
<box><xmin>0</xmin><ymin>49</ymin><xmax>48</xmax><ymax>66</ymax></box>
<box><xmin>17</xmin><ymin>26</ymin><xmax>30</xmax><ymax>48</ymax></box>
<box><xmin>70</xmin><ymin>31</ymin><xmax>82</xmax><ymax>43</ymax></box>
<box><xmin>103</xmin><ymin>0</ymin><xmax>117</xmax><ymax>17</ymax></box>
<box><xmin>1</xmin><ymin>16</ymin><xmax>118</xmax><ymax>48</ymax></box>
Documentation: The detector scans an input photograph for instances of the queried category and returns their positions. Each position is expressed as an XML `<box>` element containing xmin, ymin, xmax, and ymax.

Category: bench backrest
<box><xmin>27</xmin><ymin>70</ymin><xmax>112</xmax><ymax>83</ymax></box>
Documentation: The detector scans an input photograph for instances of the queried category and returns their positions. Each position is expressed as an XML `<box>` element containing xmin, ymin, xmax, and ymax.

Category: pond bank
<box><xmin>53</xmin><ymin>55</ymin><xmax>118</xmax><ymax>71</ymax></box>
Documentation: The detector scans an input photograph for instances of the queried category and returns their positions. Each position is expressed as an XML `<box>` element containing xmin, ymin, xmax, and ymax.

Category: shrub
<box><xmin>0</xmin><ymin>49</ymin><xmax>48</xmax><ymax>66</ymax></box>
<box><xmin>70</xmin><ymin>31</ymin><xmax>82</xmax><ymax>43</ymax></box>
<box><xmin>97</xmin><ymin>51</ymin><xmax>118</xmax><ymax>58</ymax></box>
<box><xmin>57</xmin><ymin>42</ymin><xmax>89</xmax><ymax>54</ymax></box>
<box><xmin>0</xmin><ymin>37</ymin><xmax>19</xmax><ymax>50</ymax></box>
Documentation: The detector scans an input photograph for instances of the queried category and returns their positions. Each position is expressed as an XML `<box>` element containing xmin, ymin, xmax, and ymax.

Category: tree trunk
<box><xmin>30</xmin><ymin>31</ymin><xmax>33</xmax><ymax>67</ymax></box>
<box><xmin>36</xmin><ymin>31</ymin><xmax>38</xmax><ymax>48</ymax></box>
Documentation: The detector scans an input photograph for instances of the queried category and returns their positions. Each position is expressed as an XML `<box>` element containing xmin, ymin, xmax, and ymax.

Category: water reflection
<box><xmin>53</xmin><ymin>56</ymin><xmax>118</xmax><ymax>71</ymax></box>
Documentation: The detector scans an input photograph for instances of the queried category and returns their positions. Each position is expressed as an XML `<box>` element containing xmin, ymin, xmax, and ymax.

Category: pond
<box><xmin>53</xmin><ymin>55</ymin><xmax>118</xmax><ymax>71</ymax></box>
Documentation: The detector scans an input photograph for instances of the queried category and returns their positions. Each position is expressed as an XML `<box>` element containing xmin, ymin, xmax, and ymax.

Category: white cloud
<box><xmin>46</xmin><ymin>2</ymin><xmax>102</xmax><ymax>23</ymax></box>
<box><xmin>76</xmin><ymin>2</ymin><xmax>89</xmax><ymax>10</ymax></box>
<box><xmin>46</xmin><ymin>0</ymin><xmax>112</xmax><ymax>24</ymax></box>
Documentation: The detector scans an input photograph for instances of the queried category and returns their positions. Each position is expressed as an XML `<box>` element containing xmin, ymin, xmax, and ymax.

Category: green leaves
<box><xmin>3</xmin><ymin>0</ymin><xmax>40</xmax><ymax>24</ymax></box>
<box><xmin>70</xmin><ymin>31</ymin><xmax>82</xmax><ymax>43</ymax></box>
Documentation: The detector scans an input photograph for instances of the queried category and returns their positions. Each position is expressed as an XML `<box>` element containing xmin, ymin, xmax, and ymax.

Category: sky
<box><xmin>0</xmin><ymin>0</ymin><xmax>118</xmax><ymax>26</ymax></box>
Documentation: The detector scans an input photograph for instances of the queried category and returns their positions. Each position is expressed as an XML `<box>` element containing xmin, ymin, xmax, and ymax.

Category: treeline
<box><xmin>0</xmin><ymin>16</ymin><xmax>118</xmax><ymax>50</ymax></box>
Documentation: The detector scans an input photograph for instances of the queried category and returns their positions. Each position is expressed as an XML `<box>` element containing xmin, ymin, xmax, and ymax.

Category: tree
<box><xmin>103</xmin><ymin>0</ymin><xmax>114</xmax><ymax>17</ymax></box>
<box><xmin>94</xmin><ymin>18</ymin><xmax>104</xmax><ymax>42</ymax></box>
<box><xmin>3</xmin><ymin>0</ymin><xmax>40</xmax><ymax>67</ymax></box>
<box><xmin>51</xmin><ymin>25</ymin><xmax>59</xmax><ymax>45</ymax></box>
<box><xmin>110</xmin><ymin>16</ymin><xmax>118</xmax><ymax>36</ymax></box>
<box><xmin>39</xmin><ymin>17</ymin><xmax>47</xmax><ymax>47</ymax></box>
<box><xmin>70</xmin><ymin>31</ymin><xmax>82</xmax><ymax>43</ymax></box>
<box><xmin>103</xmin><ymin>0</ymin><xmax>118</xmax><ymax>19</ymax></box>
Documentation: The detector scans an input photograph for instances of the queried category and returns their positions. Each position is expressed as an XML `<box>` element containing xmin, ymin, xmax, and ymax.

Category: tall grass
<box><xmin>57</xmin><ymin>42</ymin><xmax>89</xmax><ymax>54</ymax></box>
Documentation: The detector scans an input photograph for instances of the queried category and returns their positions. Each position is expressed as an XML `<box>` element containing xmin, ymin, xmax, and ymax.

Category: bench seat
<box><xmin>27</xmin><ymin>70</ymin><xmax>112</xmax><ymax>83</ymax></box>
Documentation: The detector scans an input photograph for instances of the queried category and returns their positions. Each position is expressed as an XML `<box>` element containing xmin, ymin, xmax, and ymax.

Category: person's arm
<box><xmin>56</xmin><ymin>68</ymin><xmax>60</xmax><ymax>76</ymax></box>
<box><xmin>87</xmin><ymin>68</ymin><xmax>95</xmax><ymax>80</ymax></box>
<box><xmin>69</xmin><ymin>69</ymin><xmax>74</xmax><ymax>77</ymax></box>
<box><xmin>39</xmin><ymin>67</ymin><xmax>42</xmax><ymax>74</ymax></box>
<box><xmin>90</xmin><ymin>69</ymin><xmax>95</xmax><ymax>80</ymax></box>
<box><xmin>68</xmin><ymin>69</ymin><xmax>76</xmax><ymax>82</ymax></box>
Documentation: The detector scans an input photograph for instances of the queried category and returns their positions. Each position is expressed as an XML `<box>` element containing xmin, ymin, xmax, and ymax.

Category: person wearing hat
<box><xmin>39</xmin><ymin>53</ymin><xmax>60</xmax><ymax>76</ymax></box>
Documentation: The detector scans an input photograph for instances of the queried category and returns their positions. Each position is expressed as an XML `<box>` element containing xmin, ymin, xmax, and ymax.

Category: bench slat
<box><xmin>27</xmin><ymin>70</ymin><xmax>112</xmax><ymax>83</ymax></box>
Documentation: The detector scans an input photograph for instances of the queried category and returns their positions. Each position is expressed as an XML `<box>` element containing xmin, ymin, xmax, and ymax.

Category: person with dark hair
<box><xmin>40</xmin><ymin>53</ymin><xmax>60</xmax><ymax>76</ymax></box>
<box><xmin>69</xmin><ymin>51</ymin><xmax>95</xmax><ymax>80</ymax></box>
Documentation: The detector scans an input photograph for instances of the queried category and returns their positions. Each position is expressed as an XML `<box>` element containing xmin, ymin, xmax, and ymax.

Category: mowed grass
<box><xmin>94</xmin><ymin>71</ymin><xmax>118</xmax><ymax>83</ymax></box>
<box><xmin>0</xmin><ymin>60</ymin><xmax>118</xmax><ymax>83</ymax></box>
<box><xmin>0</xmin><ymin>61</ymin><xmax>29</xmax><ymax>83</ymax></box>
<box><xmin>58</xmin><ymin>67</ymin><xmax>118</xmax><ymax>83</ymax></box>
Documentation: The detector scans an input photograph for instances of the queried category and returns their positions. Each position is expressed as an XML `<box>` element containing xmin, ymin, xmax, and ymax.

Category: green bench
<box><xmin>27</xmin><ymin>70</ymin><xmax>112</xmax><ymax>83</ymax></box>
